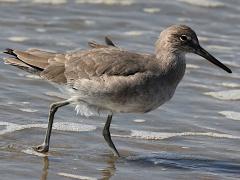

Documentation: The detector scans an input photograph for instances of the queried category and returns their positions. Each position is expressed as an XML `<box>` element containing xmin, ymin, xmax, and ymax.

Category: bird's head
<box><xmin>156</xmin><ymin>24</ymin><xmax>232</xmax><ymax>73</ymax></box>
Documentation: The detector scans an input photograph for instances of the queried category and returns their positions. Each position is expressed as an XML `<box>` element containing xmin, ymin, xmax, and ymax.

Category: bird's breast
<box><xmin>65</xmin><ymin>70</ymin><xmax>183</xmax><ymax>115</ymax></box>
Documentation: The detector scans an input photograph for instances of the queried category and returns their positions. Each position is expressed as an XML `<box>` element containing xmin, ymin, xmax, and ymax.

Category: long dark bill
<box><xmin>195</xmin><ymin>46</ymin><xmax>232</xmax><ymax>73</ymax></box>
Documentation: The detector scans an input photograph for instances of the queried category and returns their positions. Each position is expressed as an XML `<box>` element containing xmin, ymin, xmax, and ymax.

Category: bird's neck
<box><xmin>154</xmin><ymin>42</ymin><xmax>186</xmax><ymax>86</ymax></box>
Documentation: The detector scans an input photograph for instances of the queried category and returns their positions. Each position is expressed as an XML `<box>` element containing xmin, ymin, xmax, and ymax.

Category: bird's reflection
<box><xmin>38</xmin><ymin>152</ymin><xmax>118</xmax><ymax>180</ymax></box>
<box><xmin>40</xmin><ymin>156</ymin><xmax>49</xmax><ymax>180</ymax></box>
<box><xmin>100</xmin><ymin>154</ymin><xmax>118</xmax><ymax>180</ymax></box>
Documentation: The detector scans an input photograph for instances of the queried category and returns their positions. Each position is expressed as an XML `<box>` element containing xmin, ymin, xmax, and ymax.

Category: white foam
<box><xmin>124</xmin><ymin>31</ymin><xmax>143</xmax><ymax>36</ymax></box>
<box><xmin>8</xmin><ymin>36</ymin><xmax>29</xmax><ymax>42</ymax></box>
<box><xmin>218</xmin><ymin>82</ymin><xmax>240</xmax><ymax>88</ymax></box>
<box><xmin>143</xmin><ymin>8</ymin><xmax>160</xmax><ymax>14</ymax></box>
<box><xmin>178</xmin><ymin>17</ymin><xmax>192</xmax><ymax>22</ymax></box>
<box><xmin>75</xmin><ymin>0</ymin><xmax>133</xmax><ymax>5</ymax></box>
<box><xmin>35</xmin><ymin>28</ymin><xmax>47</xmax><ymax>33</ymax></box>
<box><xmin>205</xmin><ymin>90</ymin><xmax>240</xmax><ymax>100</ymax></box>
<box><xmin>53</xmin><ymin>122</ymin><xmax>96</xmax><ymax>132</ymax></box>
<box><xmin>178</xmin><ymin>0</ymin><xmax>224</xmax><ymax>8</ymax></box>
<box><xmin>7</xmin><ymin>101</ymin><xmax>15</xmax><ymax>105</ymax></box>
<box><xmin>219</xmin><ymin>111</ymin><xmax>240</xmax><ymax>121</ymax></box>
<box><xmin>0</xmin><ymin>121</ymin><xmax>96</xmax><ymax>135</ymax></box>
<box><xmin>19</xmin><ymin>108</ymin><xmax>38</xmax><ymax>113</ymax></box>
<box><xmin>129</xmin><ymin>130</ymin><xmax>240</xmax><ymax>140</ymax></box>
<box><xmin>58</xmin><ymin>172</ymin><xmax>97</xmax><ymax>180</ymax></box>
<box><xmin>84</xmin><ymin>20</ymin><xmax>96</xmax><ymax>26</ymax></box>
<box><xmin>133</xmin><ymin>119</ymin><xmax>146</xmax><ymax>123</ymax></box>
<box><xmin>186</xmin><ymin>64</ymin><xmax>200</xmax><ymax>69</ymax></box>
<box><xmin>197</xmin><ymin>36</ymin><xmax>209</xmax><ymax>42</ymax></box>
<box><xmin>21</xmin><ymin>102</ymin><xmax>30</xmax><ymax>104</ymax></box>
<box><xmin>0</xmin><ymin>122</ymin><xmax>26</xmax><ymax>135</ymax></box>
<box><xmin>32</xmin><ymin>0</ymin><xmax>67</xmax><ymax>4</ymax></box>
<box><xmin>0</xmin><ymin>0</ymin><xmax>18</xmax><ymax>2</ymax></box>
<box><xmin>22</xmin><ymin>149</ymin><xmax>48</xmax><ymax>157</ymax></box>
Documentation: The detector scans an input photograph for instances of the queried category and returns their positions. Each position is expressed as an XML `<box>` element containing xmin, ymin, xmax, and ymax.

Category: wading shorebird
<box><xmin>3</xmin><ymin>25</ymin><xmax>232</xmax><ymax>157</ymax></box>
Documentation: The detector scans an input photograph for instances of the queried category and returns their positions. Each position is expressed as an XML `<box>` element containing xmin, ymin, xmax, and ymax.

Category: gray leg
<box><xmin>102</xmin><ymin>114</ymin><xmax>120</xmax><ymax>157</ymax></box>
<box><xmin>33</xmin><ymin>100</ymin><xmax>70</xmax><ymax>153</ymax></box>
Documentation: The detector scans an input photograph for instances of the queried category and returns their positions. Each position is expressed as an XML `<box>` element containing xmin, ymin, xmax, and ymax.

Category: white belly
<box><xmin>65</xmin><ymin>82</ymin><xmax>177</xmax><ymax>116</ymax></box>
<box><xmin>58</xmin><ymin>73</ymin><xmax>179</xmax><ymax>116</ymax></box>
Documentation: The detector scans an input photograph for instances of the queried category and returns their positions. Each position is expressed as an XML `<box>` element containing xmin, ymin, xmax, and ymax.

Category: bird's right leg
<box><xmin>102</xmin><ymin>114</ymin><xmax>120</xmax><ymax>157</ymax></box>
<box><xmin>33</xmin><ymin>100</ymin><xmax>71</xmax><ymax>153</ymax></box>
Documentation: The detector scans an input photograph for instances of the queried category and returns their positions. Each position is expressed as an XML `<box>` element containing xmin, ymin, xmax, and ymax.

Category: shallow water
<box><xmin>0</xmin><ymin>0</ymin><xmax>239</xmax><ymax>179</ymax></box>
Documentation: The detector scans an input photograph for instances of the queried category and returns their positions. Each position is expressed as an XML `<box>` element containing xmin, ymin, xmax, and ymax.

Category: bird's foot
<box><xmin>32</xmin><ymin>143</ymin><xmax>49</xmax><ymax>153</ymax></box>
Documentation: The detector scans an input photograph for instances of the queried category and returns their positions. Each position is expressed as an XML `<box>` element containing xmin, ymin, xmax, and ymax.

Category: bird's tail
<box><xmin>3</xmin><ymin>48</ymin><xmax>55</xmax><ymax>74</ymax></box>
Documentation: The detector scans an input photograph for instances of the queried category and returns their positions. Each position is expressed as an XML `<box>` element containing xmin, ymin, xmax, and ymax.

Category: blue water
<box><xmin>0</xmin><ymin>0</ymin><xmax>239</xmax><ymax>179</ymax></box>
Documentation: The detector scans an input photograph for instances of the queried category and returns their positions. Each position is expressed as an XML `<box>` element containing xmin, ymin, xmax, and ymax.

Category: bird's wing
<box><xmin>4</xmin><ymin>44</ymin><xmax>155</xmax><ymax>86</ymax></box>
<box><xmin>64</xmin><ymin>48</ymin><xmax>155</xmax><ymax>87</ymax></box>
<box><xmin>3</xmin><ymin>36</ymin><xmax>117</xmax><ymax>83</ymax></box>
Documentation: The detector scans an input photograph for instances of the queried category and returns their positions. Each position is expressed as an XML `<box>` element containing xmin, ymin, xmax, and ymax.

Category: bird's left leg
<box><xmin>33</xmin><ymin>99</ymin><xmax>71</xmax><ymax>153</ymax></box>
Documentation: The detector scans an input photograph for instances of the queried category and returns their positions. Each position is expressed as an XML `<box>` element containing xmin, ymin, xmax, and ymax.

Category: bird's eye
<box><xmin>180</xmin><ymin>35</ymin><xmax>190</xmax><ymax>41</ymax></box>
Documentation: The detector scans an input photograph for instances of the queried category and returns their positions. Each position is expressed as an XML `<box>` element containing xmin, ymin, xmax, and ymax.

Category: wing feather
<box><xmin>64</xmin><ymin>48</ymin><xmax>155</xmax><ymax>88</ymax></box>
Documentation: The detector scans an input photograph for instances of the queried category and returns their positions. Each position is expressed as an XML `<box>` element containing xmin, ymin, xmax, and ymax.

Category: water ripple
<box><xmin>127</xmin><ymin>153</ymin><xmax>240</xmax><ymax>174</ymax></box>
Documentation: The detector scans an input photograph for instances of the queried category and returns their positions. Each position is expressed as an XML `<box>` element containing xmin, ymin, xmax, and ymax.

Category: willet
<box><xmin>3</xmin><ymin>25</ymin><xmax>232</xmax><ymax>157</ymax></box>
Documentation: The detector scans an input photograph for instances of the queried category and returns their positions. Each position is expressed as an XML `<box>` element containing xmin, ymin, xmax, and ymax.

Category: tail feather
<box><xmin>3</xmin><ymin>48</ymin><xmax>49</xmax><ymax>73</ymax></box>
<box><xmin>3</xmin><ymin>48</ymin><xmax>67</xmax><ymax>84</ymax></box>
<box><xmin>4</xmin><ymin>48</ymin><xmax>17</xmax><ymax>57</ymax></box>
<box><xmin>4</xmin><ymin>57</ymin><xmax>40</xmax><ymax>74</ymax></box>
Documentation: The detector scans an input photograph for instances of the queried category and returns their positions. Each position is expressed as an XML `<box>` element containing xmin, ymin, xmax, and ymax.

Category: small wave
<box><xmin>129</xmin><ymin>130</ymin><xmax>240</xmax><ymax>140</ymax></box>
<box><xmin>178</xmin><ymin>17</ymin><xmax>192</xmax><ymax>22</ymax></box>
<box><xmin>8</xmin><ymin>36</ymin><xmax>29</xmax><ymax>42</ymax></box>
<box><xmin>178</xmin><ymin>0</ymin><xmax>224</xmax><ymax>8</ymax></box>
<box><xmin>143</xmin><ymin>8</ymin><xmax>160</xmax><ymax>14</ymax></box>
<box><xmin>0</xmin><ymin>121</ymin><xmax>96</xmax><ymax>135</ymax></box>
<box><xmin>197</xmin><ymin>36</ymin><xmax>209</xmax><ymax>42</ymax></box>
<box><xmin>186</xmin><ymin>64</ymin><xmax>200</xmax><ymax>69</ymax></box>
<box><xmin>133</xmin><ymin>119</ymin><xmax>146</xmax><ymax>123</ymax></box>
<box><xmin>22</xmin><ymin>149</ymin><xmax>48</xmax><ymax>157</ymax></box>
<box><xmin>0</xmin><ymin>0</ymin><xmax>18</xmax><ymax>2</ymax></box>
<box><xmin>127</xmin><ymin>153</ymin><xmax>240</xmax><ymax>173</ymax></box>
<box><xmin>21</xmin><ymin>102</ymin><xmax>30</xmax><ymax>104</ymax></box>
<box><xmin>84</xmin><ymin>20</ymin><xmax>96</xmax><ymax>26</ymax></box>
<box><xmin>124</xmin><ymin>31</ymin><xmax>143</xmax><ymax>36</ymax></box>
<box><xmin>58</xmin><ymin>172</ymin><xmax>97</xmax><ymax>180</ymax></box>
<box><xmin>219</xmin><ymin>111</ymin><xmax>240</xmax><ymax>121</ymax></box>
<box><xmin>53</xmin><ymin>122</ymin><xmax>97</xmax><ymax>132</ymax></box>
<box><xmin>35</xmin><ymin>28</ymin><xmax>47</xmax><ymax>32</ymax></box>
<box><xmin>75</xmin><ymin>0</ymin><xmax>134</xmax><ymax>5</ymax></box>
<box><xmin>19</xmin><ymin>108</ymin><xmax>38</xmax><ymax>113</ymax></box>
<box><xmin>0</xmin><ymin>122</ymin><xmax>26</xmax><ymax>135</ymax></box>
<box><xmin>204</xmin><ymin>90</ymin><xmax>240</xmax><ymax>100</ymax></box>
<box><xmin>32</xmin><ymin>0</ymin><xmax>67</xmax><ymax>4</ymax></box>
<box><xmin>218</xmin><ymin>82</ymin><xmax>240</xmax><ymax>88</ymax></box>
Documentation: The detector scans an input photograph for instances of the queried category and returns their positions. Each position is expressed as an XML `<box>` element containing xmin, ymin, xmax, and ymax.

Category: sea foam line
<box><xmin>113</xmin><ymin>130</ymin><xmax>240</xmax><ymax>140</ymax></box>
<box><xmin>0</xmin><ymin>121</ymin><xmax>96</xmax><ymax>135</ymax></box>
